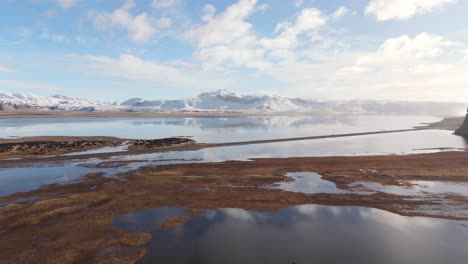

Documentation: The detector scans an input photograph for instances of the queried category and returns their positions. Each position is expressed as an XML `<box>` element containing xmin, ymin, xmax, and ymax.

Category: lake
<box><xmin>0</xmin><ymin>115</ymin><xmax>441</xmax><ymax>142</ymax></box>
<box><xmin>113</xmin><ymin>205</ymin><xmax>468</xmax><ymax>264</ymax></box>
<box><xmin>1</xmin><ymin>115</ymin><xmax>468</xmax><ymax>264</ymax></box>
<box><xmin>1</xmin><ymin>115</ymin><xmax>467</xmax><ymax>196</ymax></box>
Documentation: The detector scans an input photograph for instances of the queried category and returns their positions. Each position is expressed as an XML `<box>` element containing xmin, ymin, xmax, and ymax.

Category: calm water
<box><xmin>267</xmin><ymin>172</ymin><xmax>348</xmax><ymax>194</ymax></box>
<box><xmin>2</xmin><ymin>116</ymin><xmax>468</xmax><ymax>262</ymax></box>
<box><xmin>0</xmin><ymin>161</ymin><xmax>144</xmax><ymax>196</ymax></box>
<box><xmin>0</xmin><ymin>115</ymin><xmax>441</xmax><ymax>143</ymax></box>
<box><xmin>267</xmin><ymin>172</ymin><xmax>468</xmax><ymax>197</ymax></box>
<box><xmin>113</xmin><ymin>205</ymin><xmax>468</xmax><ymax>264</ymax></box>
<box><xmin>1</xmin><ymin>128</ymin><xmax>467</xmax><ymax>196</ymax></box>
<box><xmin>351</xmin><ymin>180</ymin><xmax>468</xmax><ymax>196</ymax></box>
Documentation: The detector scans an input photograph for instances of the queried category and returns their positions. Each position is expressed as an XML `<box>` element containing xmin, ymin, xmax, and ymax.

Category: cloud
<box><xmin>366</xmin><ymin>0</ymin><xmax>457</xmax><ymax>21</ymax></box>
<box><xmin>88</xmin><ymin>0</ymin><xmax>161</xmax><ymax>43</ymax></box>
<box><xmin>187</xmin><ymin>0</ymin><xmax>332</xmax><ymax>70</ymax></box>
<box><xmin>295</xmin><ymin>0</ymin><xmax>304</xmax><ymax>8</ymax></box>
<box><xmin>201</xmin><ymin>4</ymin><xmax>216</xmax><ymax>22</ymax></box>
<box><xmin>330</xmin><ymin>6</ymin><xmax>349</xmax><ymax>20</ymax></box>
<box><xmin>355</xmin><ymin>33</ymin><xmax>460</xmax><ymax>65</ymax></box>
<box><xmin>187</xmin><ymin>0</ymin><xmax>269</xmax><ymax>70</ymax></box>
<box><xmin>262</xmin><ymin>8</ymin><xmax>327</xmax><ymax>53</ymax></box>
<box><xmin>0</xmin><ymin>65</ymin><xmax>17</xmax><ymax>73</ymax></box>
<box><xmin>151</xmin><ymin>0</ymin><xmax>181</xmax><ymax>9</ymax></box>
<box><xmin>55</xmin><ymin>0</ymin><xmax>80</xmax><ymax>9</ymax></box>
<box><xmin>83</xmin><ymin>54</ymin><xmax>232</xmax><ymax>89</ymax></box>
<box><xmin>156</xmin><ymin>17</ymin><xmax>172</xmax><ymax>28</ymax></box>
<box><xmin>40</xmin><ymin>31</ymin><xmax>66</xmax><ymax>42</ymax></box>
<box><xmin>281</xmin><ymin>33</ymin><xmax>468</xmax><ymax>102</ymax></box>
<box><xmin>0</xmin><ymin>79</ymin><xmax>68</xmax><ymax>91</ymax></box>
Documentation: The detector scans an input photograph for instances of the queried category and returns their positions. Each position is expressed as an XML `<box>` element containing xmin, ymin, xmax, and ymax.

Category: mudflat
<box><xmin>0</xmin><ymin>116</ymin><xmax>466</xmax><ymax>263</ymax></box>
<box><xmin>1</xmin><ymin>150</ymin><xmax>468</xmax><ymax>263</ymax></box>
<box><xmin>0</xmin><ymin>137</ymin><xmax>195</xmax><ymax>159</ymax></box>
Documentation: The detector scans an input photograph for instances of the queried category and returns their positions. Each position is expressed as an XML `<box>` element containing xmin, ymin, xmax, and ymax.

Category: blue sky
<box><xmin>1</xmin><ymin>0</ymin><xmax>467</xmax><ymax>102</ymax></box>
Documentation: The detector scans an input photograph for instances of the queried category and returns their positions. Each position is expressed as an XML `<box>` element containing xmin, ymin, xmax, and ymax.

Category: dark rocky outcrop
<box><xmin>454</xmin><ymin>108</ymin><xmax>468</xmax><ymax>137</ymax></box>
<box><xmin>0</xmin><ymin>140</ymin><xmax>117</xmax><ymax>157</ymax></box>
<box><xmin>0</xmin><ymin>102</ymin><xmax>36</xmax><ymax>111</ymax></box>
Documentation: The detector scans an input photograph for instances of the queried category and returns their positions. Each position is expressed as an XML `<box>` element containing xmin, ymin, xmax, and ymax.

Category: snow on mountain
<box><xmin>194</xmin><ymin>90</ymin><xmax>300</xmax><ymax>111</ymax></box>
<box><xmin>121</xmin><ymin>98</ymin><xmax>144</xmax><ymax>106</ymax></box>
<box><xmin>0</xmin><ymin>92</ymin><xmax>110</xmax><ymax>111</ymax></box>
<box><xmin>0</xmin><ymin>90</ymin><xmax>466</xmax><ymax>115</ymax></box>
<box><xmin>122</xmin><ymin>90</ymin><xmax>301</xmax><ymax>111</ymax></box>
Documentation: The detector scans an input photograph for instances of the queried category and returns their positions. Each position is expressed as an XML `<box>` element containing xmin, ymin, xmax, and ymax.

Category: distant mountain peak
<box><xmin>199</xmin><ymin>89</ymin><xmax>240</xmax><ymax>98</ymax></box>
<box><xmin>0</xmin><ymin>90</ymin><xmax>465</xmax><ymax>115</ymax></box>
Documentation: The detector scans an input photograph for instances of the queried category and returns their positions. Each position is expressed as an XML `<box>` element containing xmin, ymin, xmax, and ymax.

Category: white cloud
<box><xmin>40</xmin><ymin>31</ymin><xmax>66</xmax><ymax>42</ymax></box>
<box><xmin>110</xmin><ymin>0</ymin><xmax>156</xmax><ymax>43</ymax></box>
<box><xmin>356</xmin><ymin>33</ymin><xmax>461</xmax><ymax>65</ymax></box>
<box><xmin>330</xmin><ymin>6</ymin><xmax>349</xmax><ymax>20</ymax></box>
<box><xmin>151</xmin><ymin>0</ymin><xmax>181</xmax><ymax>9</ymax></box>
<box><xmin>189</xmin><ymin>0</ymin><xmax>258</xmax><ymax>49</ymax></box>
<box><xmin>156</xmin><ymin>17</ymin><xmax>172</xmax><ymax>28</ymax></box>
<box><xmin>282</xmin><ymin>33</ymin><xmax>468</xmax><ymax>102</ymax></box>
<box><xmin>79</xmin><ymin>1</ymin><xmax>468</xmax><ymax>102</ymax></box>
<box><xmin>86</xmin><ymin>54</ymin><xmax>188</xmax><ymax>85</ymax></box>
<box><xmin>295</xmin><ymin>0</ymin><xmax>304</xmax><ymax>8</ymax></box>
<box><xmin>84</xmin><ymin>54</ymin><xmax>231</xmax><ymax>89</ymax></box>
<box><xmin>257</xmin><ymin>3</ymin><xmax>269</xmax><ymax>12</ymax></box>
<box><xmin>366</xmin><ymin>0</ymin><xmax>457</xmax><ymax>21</ymax></box>
<box><xmin>0</xmin><ymin>79</ymin><xmax>67</xmax><ymax>91</ymax></box>
<box><xmin>88</xmin><ymin>0</ymin><xmax>161</xmax><ymax>43</ymax></box>
<box><xmin>0</xmin><ymin>65</ymin><xmax>17</xmax><ymax>73</ymax></box>
<box><xmin>187</xmin><ymin>0</ymin><xmax>269</xmax><ymax>70</ymax></box>
<box><xmin>187</xmin><ymin>0</ymin><xmax>331</xmax><ymax>70</ymax></box>
<box><xmin>55</xmin><ymin>0</ymin><xmax>80</xmax><ymax>9</ymax></box>
<box><xmin>201</xmin><ymin>4</ymin><xmax>216</xmax><ymax>22</ymax></box>
<box><xmin>262</xmin><ymin>8</ymin><xmax>327</xmax><ymax>52</ymax></box>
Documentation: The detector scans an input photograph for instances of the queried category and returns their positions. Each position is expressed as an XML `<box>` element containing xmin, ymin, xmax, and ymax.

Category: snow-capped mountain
<box><xmin>0</xmin><ymin>93</ymin><xmax>111</xmax><ymax>111</ymax></box>
<box><xmin>1</xmin><ymin>90</ymin><xmax>466</xmax><ymax>116</ymax></box>
<box><xmin>122</xmin><ymin>90</ymin><xmax>300</xmax><ymax>111</ymax></box>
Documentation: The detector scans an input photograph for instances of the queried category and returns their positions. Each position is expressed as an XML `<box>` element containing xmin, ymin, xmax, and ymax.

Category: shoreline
<box><xmin>0</xmin><ymin>128</ymin><xmax>425</xmax><ymax>164</ymax></box>
<box><xmin>0</xmin><ymin>110</ymin><xmax>348</xmax><ymax>119</ymax></box>
<box><xmin>0</xmin><ymin>110</ymin><xmax>464</xmax><ymax>119</ymax></box>
<box><xmin>1</xmin><ymin>151</ymin><xmax>468</xmax><ymax>262</ymax></box>
<box><xmin>1</xmin><ymin>114</ymin><xmax>462</xmax><ymax>164</ymax></box>
<box><xmin>0</xmin><ymin>115</ymin><xmax>467</xmax><ymax>263</ymax></box>
<box><xmin>0</xmin><ymin>114</ymin><xmax>463</xmax><ymax>164</ymax></box>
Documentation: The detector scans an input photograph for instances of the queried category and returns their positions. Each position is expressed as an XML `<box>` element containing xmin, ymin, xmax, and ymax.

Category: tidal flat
<box><xmin>0</xmin><ymin>114</ymin><xmax>467</xmax><ymax>263</ymax></box>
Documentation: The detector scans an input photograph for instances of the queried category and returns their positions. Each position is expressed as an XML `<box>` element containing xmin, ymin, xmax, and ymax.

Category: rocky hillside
<box><xmin>454</xmin><ymin>109</ymin><xmax>468</xmax><ymax>137</ymax></box>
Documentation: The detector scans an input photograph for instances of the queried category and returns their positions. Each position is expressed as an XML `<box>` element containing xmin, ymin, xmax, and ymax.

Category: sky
<box><xmin>0</xmin><ymin>0</ymin><xmax>467</xmax><ymax>102</ymax></box>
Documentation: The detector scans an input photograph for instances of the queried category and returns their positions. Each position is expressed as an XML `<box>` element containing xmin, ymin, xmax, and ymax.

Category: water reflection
<box><xmin>0</xmin><ymin>160</ymin><xmax>146</xmax><ymax>196</ymax></box>
<box><xmin>118</xmin><ymin>129</ymin><xmax>467</xmax><ymax>161</ymax></box>
<box><xmin>0</xmin><ymin>115</ymin><xmax>440</xmax><ymax>143</ymax></box>
<box><xmin>1</xmin><ymin>129</ymin><xmax>467</xmax><ymax>197</ymax></box>
<box><xmin>267</xmin><ymin>172</ymin><xmax>468</xmax><ymax>197</ymax></box>
<box><xmin>266</xmin><ymin>172</ymin><xmax>348</xmax><ymax>194</ymax></box>
<box><xmin>113</xmin><ymin>205</ymin><xmax>468</xmax><ymax>264</ymax></box>
<box><xmin>352</xmin><ymin>180</ymin><xmax>468</xmax><ymax>197</ymax></box>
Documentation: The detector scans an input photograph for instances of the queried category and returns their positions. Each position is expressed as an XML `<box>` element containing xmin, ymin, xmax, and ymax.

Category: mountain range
<box><xmin>0</xmin><ymin>90</ymin><xmax>466</xmax><ymax>116</ymax></box>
